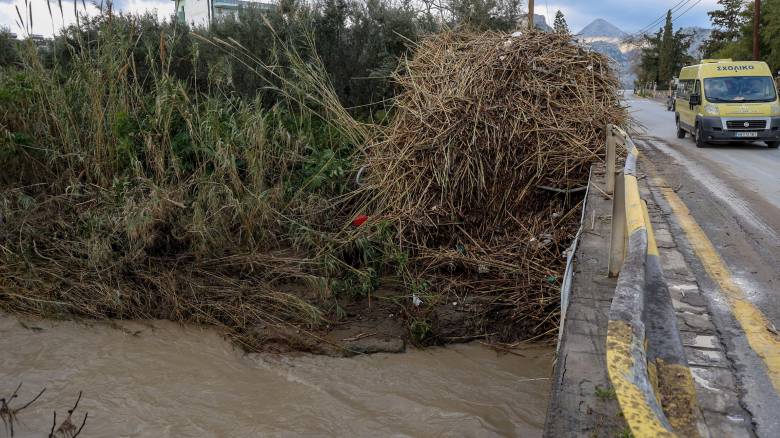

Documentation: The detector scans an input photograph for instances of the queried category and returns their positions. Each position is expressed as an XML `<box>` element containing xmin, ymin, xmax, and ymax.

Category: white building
<box><xmin>173</xmin><ymin>0</ymin><xmax>274</xmax><ymax>28</ymax></box>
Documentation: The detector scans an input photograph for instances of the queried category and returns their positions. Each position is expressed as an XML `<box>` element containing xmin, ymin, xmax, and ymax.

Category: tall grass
<box><xmin>0</xmin><ymin>11</ymin><xmax>392</xmax><ymax>350</ymax></box>
<box><xmin>0</xmin><ymin>8</ymin><xmax>604</xmax><ymax>351</ymax></box>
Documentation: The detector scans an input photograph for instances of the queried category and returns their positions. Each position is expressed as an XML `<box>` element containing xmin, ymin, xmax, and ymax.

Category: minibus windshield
<box><xmin>704</xmin><ymin>76</ymin><xmax>777</xmax><ymax>103</ymax></box>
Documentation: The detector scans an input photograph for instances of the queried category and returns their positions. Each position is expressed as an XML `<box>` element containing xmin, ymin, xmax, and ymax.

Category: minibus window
<box><xmin>704</xmin><ymin>76</ymin><xmax>778</xmax><ymax>103</ymax></box>
<box><xmin>677</xmin><ymin>80</ymin><xmax>692</xmax><ymax>99</ymax></box>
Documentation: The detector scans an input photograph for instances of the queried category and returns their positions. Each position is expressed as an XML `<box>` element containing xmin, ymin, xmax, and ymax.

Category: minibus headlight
<box><xmin>704</xmin><ymin>103</ymin><xmax>720</xmax><ymax>116</ymax></box>
<box><xmin>771</xmin><ymin>102</ymin><xmax>780</xmax><ymax>116</ymax></box>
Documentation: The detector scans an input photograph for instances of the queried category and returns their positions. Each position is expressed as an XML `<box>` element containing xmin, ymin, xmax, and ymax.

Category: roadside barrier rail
<box><xmin>556</xmin><ymin>169</ymin><xmax>592</xmax><ymax>351</ymax></box>
<box><xmin>604</xmin><ymin>125</ymin><xmax>700</xmax><ymax>438</ymax></box>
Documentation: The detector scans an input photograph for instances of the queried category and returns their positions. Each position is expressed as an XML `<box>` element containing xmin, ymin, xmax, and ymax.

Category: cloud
<box><xmin>2</xmin><ymin>0</ymin><xmax>720</xmax><ymax>37</ymax></box>
<box><xmin>538</xmin><ymin>0</ymin><xmax>719</xmax><ymax>34</ymax></box>
<box><xmin>1</xmin><ymin>1</ymin><xmax>98</xmax><ymax>35</ymax></box>
<box><xmin>110</xmin><ymin>0</ymin><xmax>173</xmax><ymax>13</ymax></box>
<box><xmin>1</xmin><ymin>0</ymin><xmax>172</xmax><ymax>36</ymax></box>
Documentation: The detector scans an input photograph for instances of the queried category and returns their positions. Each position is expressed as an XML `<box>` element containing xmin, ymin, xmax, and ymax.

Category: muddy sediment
<box><xmin>247</xmin><ymin>285</ymin><xmax>551</xmax><ymax>356</ymax></box>
<box><xmin>0</xmin><ymin>314</ymin><xmax>554</xmax><ymax>437</ymax></box>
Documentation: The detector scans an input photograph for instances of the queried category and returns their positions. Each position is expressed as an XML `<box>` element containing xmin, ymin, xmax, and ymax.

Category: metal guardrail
<box><xmin>556</xmin><ymin>168</ymin><xmax>592</xmax><ymax>352</ymax></box>
<box><xmin>604</xmin><ymin>125</ymin><xmax>700</xmax><ymax>438</ymax></box>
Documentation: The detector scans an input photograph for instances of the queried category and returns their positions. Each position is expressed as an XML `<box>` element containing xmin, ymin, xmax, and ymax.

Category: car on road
<box><xmin>674</xmin><ymin>59</ymin><xmax>780</xmax><ymax>149</ymax></box>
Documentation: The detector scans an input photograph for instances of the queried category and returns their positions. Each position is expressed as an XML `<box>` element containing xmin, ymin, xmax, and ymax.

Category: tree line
<box><xmin>635</xmin><ymin>1</ymin><xmax>780</xmax><ymax>91</ymax></box>
<box><xmin>0</xmin><ymin>0</ymin><xmax>541</xmax><ymax>115</ymax></box>
<box><xmin>702</xmin><ymin>0</ymin><xmax>780</xmax><ymax>75</ymax></box>
<box><xmin>635</xmin><ymin>10</ymin><xmax>694</xmax><ymax>90</ymax></box>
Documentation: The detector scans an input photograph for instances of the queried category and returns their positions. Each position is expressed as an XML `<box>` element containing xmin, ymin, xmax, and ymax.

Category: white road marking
<box><xmin>637</xmin><ymin>137</ymin><xmax>780</xmax><ymax>243</ymax></box>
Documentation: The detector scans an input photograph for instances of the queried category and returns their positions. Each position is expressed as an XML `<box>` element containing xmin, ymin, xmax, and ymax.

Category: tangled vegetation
<box><xmin>1</xmin><ymin>15</ymin><xmax>374</xmax><ymax>351</ymax></box>
<box><xmin>0</xmin><ymin>6</ymin><xmax>625</xmax><ymax>353</ymax></box>
<box><xmin>362</xmin><ymin>30</ymin><xmax>626</xmax><ymax>343</ymax></box>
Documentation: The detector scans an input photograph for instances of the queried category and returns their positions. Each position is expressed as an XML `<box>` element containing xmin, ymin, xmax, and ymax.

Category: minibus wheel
<box><xmin>695</xmin><ymin>124</ymin><xmax>707</xmax><ymax>148</ymax></box>
<box><xmin>676</xmin><ymin>119</ymin><xmax>686</xmax><ymax>139</ymax></box>
<box><xmin>768</xmin><ymin>141</ymin><xmax>779</xmax><ymax>149</ymax></box>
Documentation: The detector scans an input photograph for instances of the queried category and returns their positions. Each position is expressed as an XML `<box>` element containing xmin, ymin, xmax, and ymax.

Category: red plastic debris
<box><xmin>351</xmin><ymin>215</ymin><xmax>368</xmax><ymax>227</ymax></box>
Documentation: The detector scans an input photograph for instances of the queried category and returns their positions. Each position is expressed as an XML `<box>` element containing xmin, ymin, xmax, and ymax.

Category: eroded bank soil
<box><xmin>247</xmin><ymin>285</ymin><xmax>555</xmax><ymax>356</ymax></box>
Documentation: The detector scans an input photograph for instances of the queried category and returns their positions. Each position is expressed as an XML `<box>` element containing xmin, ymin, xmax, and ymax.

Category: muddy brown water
<box><xmin>0</xmin><ymin>315</ymin><xmax>553</xmax><ymax>437</ymax></box>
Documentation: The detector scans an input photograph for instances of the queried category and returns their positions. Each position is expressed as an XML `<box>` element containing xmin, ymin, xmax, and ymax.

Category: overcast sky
<box><xmin>1</xmin><ymin>0</ymin><xmax>719</xmax><ymax>37</ymax></box>
<box><xmin>539</xmin><ymin>0</ymin><xmax>718</xmax><ymax>33</ymax></box>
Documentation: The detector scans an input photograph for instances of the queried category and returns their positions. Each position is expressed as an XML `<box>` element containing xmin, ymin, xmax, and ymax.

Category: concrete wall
<box><xmin>176</xmin><ymin>0</ymin><xmax>274</xmax><ymax>28</ymax></box>
<box><xmin>179</xmin><ymin>0</ymin><xmax>212</xmax><ymax>28</ymax></box>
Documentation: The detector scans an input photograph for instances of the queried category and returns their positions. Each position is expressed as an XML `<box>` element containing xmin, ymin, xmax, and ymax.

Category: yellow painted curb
<box><xmin>606</xmin><ymin>320</ymin><xmax>675</xmax><ymax>438</ymax></box>
<box><xmin>642</xmin><ymin>201</ymin><xmax>659</xmax><ymax>257</ymax></box>
<box><xmin>605</xmin><ymin>136</ymin><xmax>701</xmax><ymax>438</ymax></box>
<box><xmin>625</xmin><ymin>175</ymin><xmax>644</xmax><ymax>234</ymax></box>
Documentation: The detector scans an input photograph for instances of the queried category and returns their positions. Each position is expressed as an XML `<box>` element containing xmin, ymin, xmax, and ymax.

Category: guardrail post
<box><xmin>608</xmin><ymin>174</ymin><xmax>626</xmax><ymax>277</ymax></box>
<box><xmin>606</xmin><ymin>124</ymin><xmax>616</xmax><ymax>195</ymax></box>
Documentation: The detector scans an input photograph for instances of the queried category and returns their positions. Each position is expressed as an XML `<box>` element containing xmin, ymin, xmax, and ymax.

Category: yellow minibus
<box><xmin>674</xmin><ymin>59</ymin><xmax>780</xmax><ymax>149</ymax></box>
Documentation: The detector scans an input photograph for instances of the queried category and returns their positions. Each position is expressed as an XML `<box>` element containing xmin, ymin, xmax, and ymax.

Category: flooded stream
<box><xmin>0</xmin><ymin>315</ymin><xmax>553</xmax><ymax>437</ymax></box>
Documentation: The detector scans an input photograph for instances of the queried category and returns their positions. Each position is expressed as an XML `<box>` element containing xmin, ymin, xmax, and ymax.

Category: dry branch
<box><xmin>361</xmin><ymin>30</ymin><xmax>626</xmax><ymax>341</ymax></box>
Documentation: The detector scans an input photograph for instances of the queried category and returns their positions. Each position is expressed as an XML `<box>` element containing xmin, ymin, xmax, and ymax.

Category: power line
<box><xmin>635</xmin><ymin>0</ymin><xmax>691</xmax><ymax>35</ymax></box>
<box><xmin>636</xmin><ymin>0</ymin><xmax>688</xmax><ymax>34</ymax></box>
<box><xmin>672</xmin><ymin>0</ymin><xmax>703</xmax><ymax>24</ymax></box>
<box><xmin>635</xmin><ymin>0</ymin><xmax>693</xmax><ymax>35</ymax></box>
<box><xmin>545</xmin><ymin>0</ymin><xmax>551</xmax><ymax>23</ymax></box>
<box><xmin>624</xmin><ymin>0</ymin><xmax>703</xmax><ymax>49</ymax></box>
<box><xmin>753</xmin><ymin>0</ymin><xmax>761</xmax><ymax>60</ymax></box>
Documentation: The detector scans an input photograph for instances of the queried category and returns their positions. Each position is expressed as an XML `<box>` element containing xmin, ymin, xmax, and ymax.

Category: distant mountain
<box><xmin>534</xmin><ymin>14</ymin><xmax>553</xmax><ymax>32</ymax></box>
<box><xmin>522</xmin><ymin>18</ymin><xmax>711</xmax><ymax>88</ymax></box>
<box><xmin>630</xmin><ymin>27</ymin><xmax>712</xmax><ymax>59</ymax></box>
<box><xmin>588</xmin><ymin>41</ymin><xmax>628</xmax><ymax>64</ymax></box>
<box><xmin>680</xmin><ymin>26</ymin><xmax>712</xmax><ymax>59</ymax></box>
<box><xmin>579</xmin><ymin>18</ymin><xmax>628</xmax><ymax>39</ymax></box>
<box><xmin>576</xmin><ymin>19</ymin><xmax>634</xmax><ymax>54</ymax></box>
<box><xmin>520</xmin><ymin>14</ymin><xmax>553</xmax><ymax>32</ymax></box>
<box><xmin>574</xmin><ymin>19</ymin><xmax>636</xmax><ymax>88</ymax></box>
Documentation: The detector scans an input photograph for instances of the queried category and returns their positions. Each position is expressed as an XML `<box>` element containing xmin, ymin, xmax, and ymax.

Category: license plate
<box><xmin>735</xmin><ymin>132</ymin><xmax>758</xmax><ymax>138</ymax></box>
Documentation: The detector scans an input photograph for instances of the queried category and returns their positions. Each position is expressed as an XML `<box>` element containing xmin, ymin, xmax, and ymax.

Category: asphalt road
<box><xmin>629</xmin><ymin>94</ymin><xmax>780</xmax><ymax>436</ymax></box>
<box><xmin>632</xmin><ymin>96</ymin><xmax>780</xmax><ymax>209</ymax></box>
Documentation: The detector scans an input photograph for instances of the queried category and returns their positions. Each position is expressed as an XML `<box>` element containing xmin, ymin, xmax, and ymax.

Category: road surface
<box><xmin>629</xmin><ymin>94</ymin><xmax>780</xmax><ymax>437</ymax></box>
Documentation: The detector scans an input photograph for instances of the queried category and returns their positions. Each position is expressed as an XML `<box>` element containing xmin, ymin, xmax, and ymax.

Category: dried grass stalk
<box><xmin>361</xmin><ymin>30</ymin><xmax>626</xmax><ymax>340</ymax></box>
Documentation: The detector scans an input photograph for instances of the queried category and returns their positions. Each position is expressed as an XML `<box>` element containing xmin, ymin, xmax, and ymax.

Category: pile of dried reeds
<box><xmin>363</xmin><ymin>30</ymin><xmax>626</xmax><ymax>341</ymax></box>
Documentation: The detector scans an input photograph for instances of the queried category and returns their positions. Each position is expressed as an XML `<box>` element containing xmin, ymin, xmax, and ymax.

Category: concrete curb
<box><xmin>606</xmin><ymin>131</ymin><xmax>700</xmax><ymax>437</ymax></box>
<box><xmin>557</xmin><ymin>168</ymin><xmax>592</xmax><ymax>352</ymax></box>
<box><xmin>543</xmin><ymin>165</ymin><xmax>628</xmax><ymax>437</ymax></box>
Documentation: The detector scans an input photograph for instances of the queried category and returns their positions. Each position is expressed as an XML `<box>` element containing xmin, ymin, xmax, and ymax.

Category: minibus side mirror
<box><xmin>690</xmin><ymin>93</ymin><xmax>701</xmax><ymax>106</ymax></box>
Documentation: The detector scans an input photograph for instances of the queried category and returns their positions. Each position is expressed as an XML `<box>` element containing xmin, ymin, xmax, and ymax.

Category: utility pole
<box><xmin>528</xmin><ymin>0</ymin><xmax>534</xmax><ymax>30</ymax></box>
<box><xmin>753</xmin><ymin>0</ymin><xmax>761</xmax><ymax>60</ymax></box>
